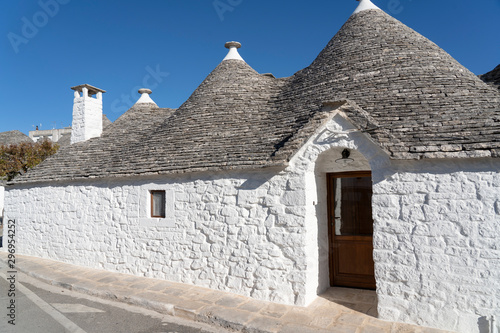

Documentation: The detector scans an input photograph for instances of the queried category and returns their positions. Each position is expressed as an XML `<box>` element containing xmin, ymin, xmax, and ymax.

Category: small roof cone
<box><xmin>352</xmin><ymin>0</ymin><xmax>381</xmax><ymax>15</ymax></box>
<box><xmin>223</xmin><ymin>41</ymin><xmax>244</xmax><ymax>61</ymax></box>
<box><xmin>135</xmin><ymin>88</ymin><xmax>157</xmax><ymax>106</ymax></box>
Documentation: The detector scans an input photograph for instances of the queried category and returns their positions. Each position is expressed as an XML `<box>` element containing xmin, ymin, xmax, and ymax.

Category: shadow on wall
<box><xmin>237</xmin><ymin>168</ymin><xmax>284</xmax><ymax>190</ymax></box>
<box><xmin>478</xmin><ymin>316</ymin><xmax>498</xmax><ymax>333</ymax></box>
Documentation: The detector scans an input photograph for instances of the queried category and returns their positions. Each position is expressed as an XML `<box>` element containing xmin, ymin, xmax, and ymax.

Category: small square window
<box><xmin>150</xmin><ymin>190</ymin><xmax>166</xmax><ymax>218</ymax></box>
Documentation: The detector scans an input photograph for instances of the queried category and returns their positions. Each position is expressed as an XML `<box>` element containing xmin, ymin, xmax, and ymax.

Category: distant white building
<box><xmin>29</xmin><ymin>127</ymin><xmax>72</xmax><ymax>144</ymax></box>
<box><xmin>3</xmin><ymin>1</ymin><xmax>500</xmax><ymax>332</ymax></box>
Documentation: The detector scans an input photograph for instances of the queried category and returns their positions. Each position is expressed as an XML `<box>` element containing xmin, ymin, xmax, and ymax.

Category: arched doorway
<box><xmin>314</xmin><ymin>147</ymin><xmax>375</xmax><ymax>291</ymax></box>
<box><xmin>327</xmin><ymin>171</ymin><xmax>375</xmax><ymax>289</ymax></box>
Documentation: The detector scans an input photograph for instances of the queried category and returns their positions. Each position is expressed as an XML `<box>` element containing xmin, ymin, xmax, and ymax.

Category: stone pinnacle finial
<box><xmin>223</xmin><ymin>41</ymin><xmax>244</xmax><ymax>61</ymax></box>
<box><xmin>352</xmin><ymin>0</ymin><xmax>381</xmax><ymax>15</ymax></box>
<box><xmin>135</xmin><ymin>88</ymin><xmax>157</xmax><ymax>105</ymax></box>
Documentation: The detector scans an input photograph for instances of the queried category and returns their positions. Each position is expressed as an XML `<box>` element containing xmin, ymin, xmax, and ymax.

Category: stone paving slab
<box><xmin>0</xmin><ymin>252</ymin><xmax>454</xmax><ymax>333</ymax></box>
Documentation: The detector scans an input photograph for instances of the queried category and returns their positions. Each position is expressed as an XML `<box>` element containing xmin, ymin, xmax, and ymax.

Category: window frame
<box><xmin>150</xmin><ymin>190</ymin><xmax>166</xmax><ymax>218</ymax></box>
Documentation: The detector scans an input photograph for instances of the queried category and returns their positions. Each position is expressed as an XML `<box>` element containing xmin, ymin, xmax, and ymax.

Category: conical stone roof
<box><xmin>0</xmin><ymin>130</ymin><xmax>33</xmax><ymax>145</ymax></box>
<box><xmin>13</xmin><ymin>59</ymin><xmax>290</xmax><ymax>184</ymax></box>
<box><xmin>11</xmin><ymin>6</ymin><xmax>500</xmax><ymax>184</ymax></box>
<box><xmin>480</xmin><ymin>64</ymin><xmax>500</xmax><ymax>91</ymax></box>
<box><xmin>278</xmin><ymin>9</ymin><xmax>500</xmax><ymax>159</ymax></box>
<box><xmin>125</xmin><ymin>59</ymin><xmax>290</xmax><ymax>174</ymax></box>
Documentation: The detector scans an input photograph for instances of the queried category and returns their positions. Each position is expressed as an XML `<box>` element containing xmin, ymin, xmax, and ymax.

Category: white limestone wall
<box><xmin>373</xmin><ymin>159</ymin><xmax>500</xmax><ymax>333</ymax></box>
<box><xmin>5</xmin><ymin>171</ymin><xmax>308</xmax><ymax>305</ymax></box>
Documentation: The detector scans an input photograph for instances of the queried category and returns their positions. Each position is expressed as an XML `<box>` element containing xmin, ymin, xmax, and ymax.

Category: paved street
<box><xmin>0</xmin><ymin>269</ymin><xmax>231</xmax><ymax>333</ymax></box>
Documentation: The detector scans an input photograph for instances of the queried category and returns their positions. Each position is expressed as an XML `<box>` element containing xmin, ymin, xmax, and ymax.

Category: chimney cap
<box><xmin>138</xmin><ymin>88</ymin><xmax>152</xmax><ymax>95</ymax></box>
<box><xmin>225</xmin><ymin>41</ymin><xmax>241</xmax><ymax>49</ymax></box>
<box><xmin>135</xmin><ymin>88</ymin><xmax>157</xmax><ymax>105</ymax></box>
<box><xmin>71</xmin><ymin>84</ymin><xmax>106</xmax><ymax>95</ymax></box>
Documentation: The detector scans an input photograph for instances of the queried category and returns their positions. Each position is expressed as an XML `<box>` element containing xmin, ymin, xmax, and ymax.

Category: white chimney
<box><xmin>70</xmin><ymin>84</ymin><xmax>106</xmax><ymax>144</ymax></box>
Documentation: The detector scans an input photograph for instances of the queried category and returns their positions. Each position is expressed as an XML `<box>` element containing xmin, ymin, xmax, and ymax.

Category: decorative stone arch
<box><xmin>286</xmin><ymin>109</ymin><xmax>391</xmax><ymax>304</ymax></box>
<box><xmin>314</xmin><ymin>146</ymin><xmax>373</xmax><ymax>293</ymax></box>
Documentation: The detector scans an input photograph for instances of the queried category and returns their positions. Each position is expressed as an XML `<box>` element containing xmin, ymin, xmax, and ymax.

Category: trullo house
<box><xmin>3</xmin><ymin>1</ymin><xmax>500</xmax><ymax>332</ymax></box>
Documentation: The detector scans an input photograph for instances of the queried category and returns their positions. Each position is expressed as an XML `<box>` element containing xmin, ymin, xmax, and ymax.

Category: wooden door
<box><xmin>328</xmin><ymin>171</ymin><xmax>376</xmax><ymax>289</ymax></box>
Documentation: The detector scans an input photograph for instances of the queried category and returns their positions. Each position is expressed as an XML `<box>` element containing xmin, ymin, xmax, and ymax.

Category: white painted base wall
<box><xmin>3</xmin><ymin>113</ymin><xmax>500</xmax><ymax>332</ymax></box>
<box><xmin>6</xmin><ymin>170</ymin><xmax>311</xmax><ymax>305</ymax></box>
<box><xmin>372</xmin><ymin>159</ymin><xmax>500</xmax><ymax>333</ymax></box>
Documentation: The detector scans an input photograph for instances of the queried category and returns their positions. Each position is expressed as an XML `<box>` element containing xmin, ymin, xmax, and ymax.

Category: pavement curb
<box><xmin>1</xmin><ymin>254</ymin><xmax>262</xmax><ymax>332</ymax></box>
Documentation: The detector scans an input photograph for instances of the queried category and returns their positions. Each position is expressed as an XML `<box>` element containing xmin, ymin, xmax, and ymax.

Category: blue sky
<box><xmin>1</xmin><ymin>0</ymin><xmax>499</xmax><ymax>135</ymax></box>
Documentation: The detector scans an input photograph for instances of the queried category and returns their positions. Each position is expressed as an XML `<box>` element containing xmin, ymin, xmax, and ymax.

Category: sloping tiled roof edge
<box><xmin>479</xmin><ymin>64</ymin><xmax>500</xmax><ymax>90</ymax></box>
<box><xmin>271</xmin><ymin>100</ymin><xmax>394</xmax><ymax>162</ymax></box>
<box><xmin>7</xmin><ymin>161</ymin><xmax>288</xmax><ymax>187</ymax></box>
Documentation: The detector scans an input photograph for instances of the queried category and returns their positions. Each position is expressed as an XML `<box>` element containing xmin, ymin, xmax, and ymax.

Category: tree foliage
<box><xmin>0</xmin><ymin>140</ymin><xmax>59</xmax><ymax>181</ymax></box>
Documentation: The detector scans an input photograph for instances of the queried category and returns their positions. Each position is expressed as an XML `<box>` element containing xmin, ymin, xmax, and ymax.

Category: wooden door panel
<box><xmin>333</xmin><ymin>236</ymin><xmax>376</xmax><ymax>289</ymax></box>
<box><xmin>336</xmin><ymin>237</ymin><xmax>374</xmax><ymax>276</ymax></box>
<box><xmin>328</xmin><ymin>172</ymin><xmax>376</xmax><ymax>290</ymax></box>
